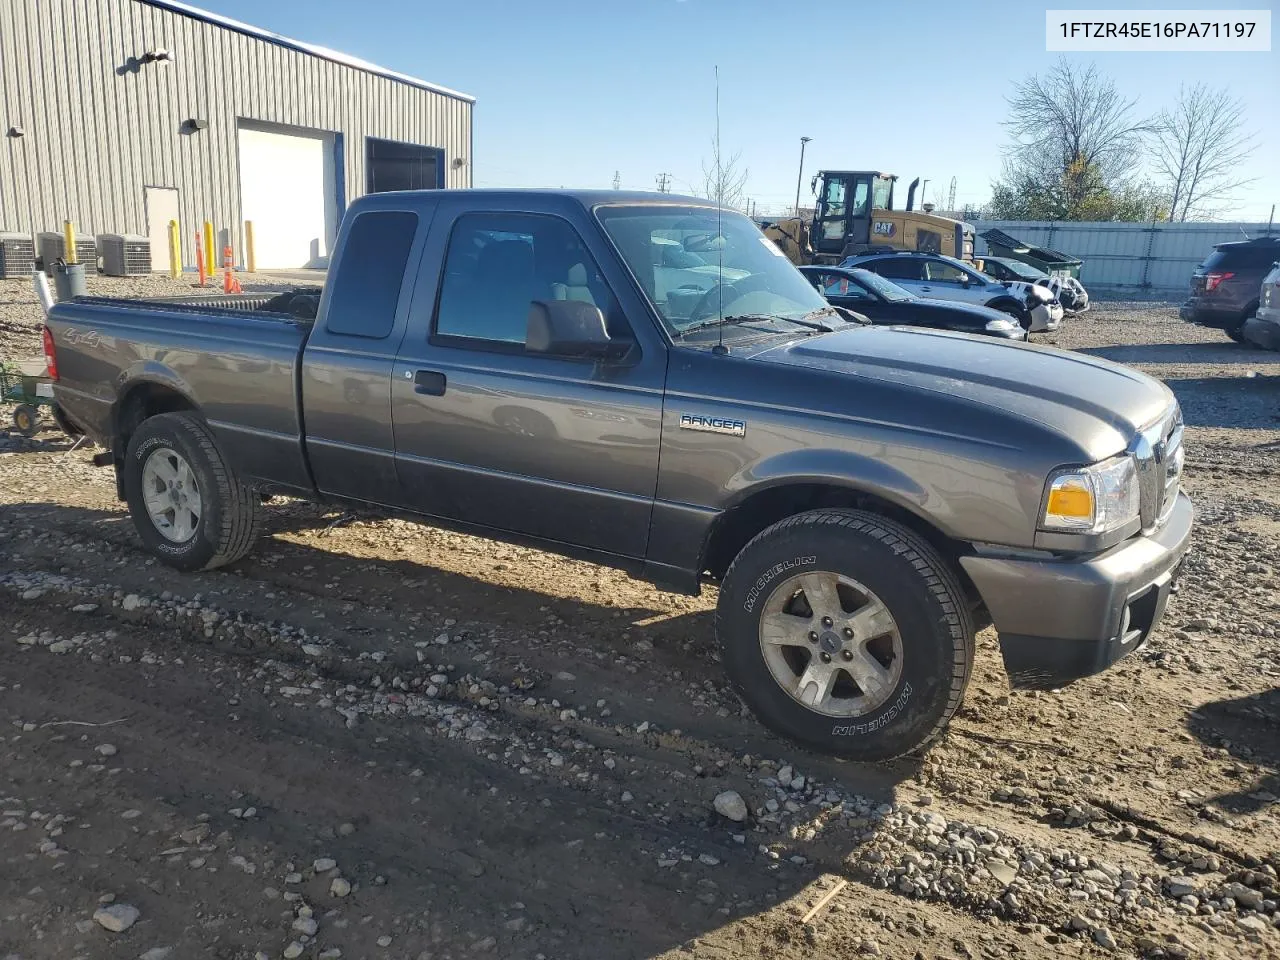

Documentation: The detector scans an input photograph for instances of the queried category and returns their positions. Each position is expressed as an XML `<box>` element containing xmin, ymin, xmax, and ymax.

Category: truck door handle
<box><xmin>413</xmin><ymin>370</ymin><xmax>447</xmax><ymax>396</ymax></box>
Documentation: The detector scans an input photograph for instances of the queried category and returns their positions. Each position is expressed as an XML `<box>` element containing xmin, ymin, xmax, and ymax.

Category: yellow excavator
<box><xmin>762</xmin><ymin>171</ymin><xmax>975</xmax><ymax>266</ymax></box>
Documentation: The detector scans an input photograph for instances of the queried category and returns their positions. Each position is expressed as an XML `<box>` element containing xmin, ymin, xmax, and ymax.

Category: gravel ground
<box><xmin>1</xmin><ymin>279</ymin><xmax>1279</xmax><ymax>960</ymax></box>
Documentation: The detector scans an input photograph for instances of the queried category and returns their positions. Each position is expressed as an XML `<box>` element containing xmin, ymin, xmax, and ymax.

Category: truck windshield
<box><xmin>595</xmin><ymin>205</ymin><xmax>831</xmax><ymax>337</ymax></box>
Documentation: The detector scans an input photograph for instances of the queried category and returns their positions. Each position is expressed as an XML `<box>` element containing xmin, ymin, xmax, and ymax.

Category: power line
<box><xmin>655</xmin><ymin>172</ymin><xmax>671</xmax><ymax>193</ymax></box>
<box><xmin>612</xmin><ymin>170</ymin><xmax>621</xmax><ymax>190</ymax></box>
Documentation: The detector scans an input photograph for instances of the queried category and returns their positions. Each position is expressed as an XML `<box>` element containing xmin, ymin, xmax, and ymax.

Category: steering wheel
<box><xmin>687</xmin><ymin>274</ymin><xmax>773</xmax><ymax>322</ymax></box>
<box><xmin>689</xmin><ymin>281</ymin><xmax>740</xmax><ymax>322</ymax></box>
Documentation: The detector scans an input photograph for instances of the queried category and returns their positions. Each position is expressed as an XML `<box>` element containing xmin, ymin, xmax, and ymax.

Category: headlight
<box><xmin>1041</xmin><ymin>455</ymin><xmax>1140</xmax><ymax>534</ymax></box>
<box><xmin>984</xmin><ymin>318</ymin><xmax>1018</xmax><ymax>331</ymax></box>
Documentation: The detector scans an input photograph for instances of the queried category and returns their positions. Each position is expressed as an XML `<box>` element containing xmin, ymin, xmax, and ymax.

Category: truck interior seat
<box><xmin>551</xmin><ymin>263</ymin><xmax>595</xmax><ymax>305</ymax></box>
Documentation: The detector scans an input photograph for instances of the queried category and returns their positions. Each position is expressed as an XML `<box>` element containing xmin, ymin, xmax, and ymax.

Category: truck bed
<box><xmin>46</xmin><ymin>292</ymin><xmax>314</xmax><ymax>492</ymax></box>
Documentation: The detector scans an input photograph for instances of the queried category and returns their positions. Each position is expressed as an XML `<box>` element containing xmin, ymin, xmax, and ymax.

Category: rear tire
<box><xmin>1227</xmin><ymin>303</ymin><xmax>1258</xmax><ymax>342</ymax></box>
<box><xmin>123</xmin><ymin>412</ymin><xmax>261</xmax><ymax>571</ymax></box>
<box><xmin>716</xmin><ymin>509</ymin><xmax>974</xmax><ymax>760</ymax></box>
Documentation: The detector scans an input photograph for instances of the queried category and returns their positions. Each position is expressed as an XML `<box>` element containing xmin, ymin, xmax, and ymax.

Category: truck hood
<box><xmin>751</xmin><ymin>325</ymin><xmax>1173</xmax><ymax>461</ymax></box>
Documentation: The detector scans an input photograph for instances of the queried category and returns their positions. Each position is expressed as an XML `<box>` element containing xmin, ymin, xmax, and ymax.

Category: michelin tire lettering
<box><xmin>743</xmin><ymin>555</ymin><xmax>817</xmax><ymax>613</ymax></box>
<box><xmin>831</xmin><ymin>682</ymin><xmax>913</xmax><ymax>736</ymax></box>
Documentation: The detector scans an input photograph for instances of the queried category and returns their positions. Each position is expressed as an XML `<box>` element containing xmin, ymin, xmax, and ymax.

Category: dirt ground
<box><xmin>1</xmin><ymin>276</ymin><xmax>1279</xmax><ymax>960</ymax></box>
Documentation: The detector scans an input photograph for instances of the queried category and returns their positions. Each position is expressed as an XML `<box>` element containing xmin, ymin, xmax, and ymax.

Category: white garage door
<box><xmin>237</xmin><ymin>122</ymin><xmax>337</xmax><ymax>269</ymax></box>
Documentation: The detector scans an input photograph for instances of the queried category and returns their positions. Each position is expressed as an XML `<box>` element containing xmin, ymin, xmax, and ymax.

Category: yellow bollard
<box><xmin>167</xmin><ymin>219</ymin><xmax>181</xmax><ymax>279</ymax></box>
<box><xmin>63</xmin><ymin>219</ymin><xmax>77</xmax><ymax>265</ymax></box>
<box><xmin>244</xmin><ymin>221</ymin><xmax>256</xmax><ymax>273</ymax></box>
<box><xmin>203</xmin><ymin>221</ymin><xmax>215</xmax><ymax>281</ymax></box>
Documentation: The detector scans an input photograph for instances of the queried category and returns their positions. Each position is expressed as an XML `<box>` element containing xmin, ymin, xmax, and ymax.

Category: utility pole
<box><xmin>655</xmin><ymin>173</ymin><xmax>671</xmax><ymax>193</ymax></box>
<box><xmin>612</xmin><ymin>170</ymin><xmax>621</xmax><ymax>190</ymax></box>
<box><xmin>794</xmin><ymin>136</ymin><xmax>812</xmax><ymax>218</ymax></box>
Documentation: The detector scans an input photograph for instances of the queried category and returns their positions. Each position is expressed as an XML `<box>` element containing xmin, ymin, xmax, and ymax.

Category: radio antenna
<box><xmin>713</xmin><ymin>65</ymin><xmax>728</xmax><ymax>356</ymax></box>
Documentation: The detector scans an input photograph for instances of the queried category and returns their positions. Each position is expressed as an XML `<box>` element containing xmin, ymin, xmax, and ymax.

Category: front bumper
<box><xmin>960</xmin><ymin>491</ymin><xmax>1194</xmax><ymax>688</ymax></box>
<box><xmin>1179</xmin><ymin>300</ymin><xmax>1239</xmax><ymax>329</ymax></box>
<box><xmin>1243</xmin><ymin>313</ymin><xmax>1280</xmax><ymax>350</ymax></box>
<box><xmin>1027</xmin><ymin>301</ymin><xmax>1063</xmax><ymax>333</ymax></box>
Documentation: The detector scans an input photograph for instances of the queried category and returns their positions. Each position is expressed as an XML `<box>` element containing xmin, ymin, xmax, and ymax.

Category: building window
<box><xmin>366</xmin><ymin>138</ymin><xmax>442</xmax><ymax>192</ymax></box>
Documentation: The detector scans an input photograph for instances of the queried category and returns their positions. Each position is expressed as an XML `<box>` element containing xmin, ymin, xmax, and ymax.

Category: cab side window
<box><xmin>812</xmin><ymin>272</ymin><xmax>867</xmax><ymax>299</ymax></box>
<box><xmin>925</xmin><ymin>261</ymin><xmax>971</xmax><ymax>283</ymax></box>
<box><xmin>325</xmin><ymin>211</ymin><xmax>419</xmax><ymax>338</ymax></box>
<box><xmin>434</xmin><ymin>213</ymin><xmax>617</xmax><ymax>348</ymax></box>
<box><xmin>868</xmin><ymin>258</ymin><xmax>925</xmax><ymax>281</ymax></box>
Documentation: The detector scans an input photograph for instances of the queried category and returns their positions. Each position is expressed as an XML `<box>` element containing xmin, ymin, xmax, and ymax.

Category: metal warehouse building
<box><xmin>0</xmin><ymin>0</ymin><xmax>473</xmax><ymax>271</ymax></box>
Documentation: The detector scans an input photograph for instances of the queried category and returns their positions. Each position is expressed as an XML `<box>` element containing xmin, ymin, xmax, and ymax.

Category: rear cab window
<box><xmin>325</xmin><ymin>211</ymin><xmax>419</xmax><ymax>338</ymax></box>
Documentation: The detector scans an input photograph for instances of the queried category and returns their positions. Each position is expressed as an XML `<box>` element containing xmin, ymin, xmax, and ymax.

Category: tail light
<box><xmin>42</xmin><ymin>326</ymin><xmax>58</xmax><ymax>381</ymax></box>
<box><xmin>1205</xmin><ymin>271</ymin><xmax>1234</xmax><ymax>292</ymax></box>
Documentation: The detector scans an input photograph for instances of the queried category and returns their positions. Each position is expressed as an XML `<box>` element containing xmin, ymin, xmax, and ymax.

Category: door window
<box><xmin>812</xmin><ymin>272</ymin><xmax>869</xmax><ymax>299</ymax></box>
<box><xmin>822</xmin><ymin>178</ymin><xmax>846</xmax><ymax>216</ymax></box>
<box><xmin>850</xmin><ymin>180</ymin><xmax>871</xmax><ymax>216</ymax></box>
<box><xmin>924</xmin><ymin>260</ymin><xmax>972</xmax><ymax>284</ymax></box>
<box><xmin>871</xmin><ymin>177</ymin><xmax>892</xmax><ymax>212</ymax></box>
<box><xmin>434</xmin><ymin>213</ymin><xmax>617</xmax><ymax>348</ymax></box>
<box><xmin>867</xmin><ymin>258</ymin><xmax>925</xmax><ymax>281</ymax></box>
<box><xmin>325</xmin><ymin>211</ymin><xmax>419</xmax><ymax>338</ymax></box>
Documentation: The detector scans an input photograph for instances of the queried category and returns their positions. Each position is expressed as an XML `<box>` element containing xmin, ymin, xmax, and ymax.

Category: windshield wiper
<box><xmin>798</xmin><ymin>306</ymin><xmax>854</xmax><ymax>329</ymax></box>
<box><xmin>678</xmin><ymin>313</ymin><xmax>836</xmax><ymax>338</ymax></box>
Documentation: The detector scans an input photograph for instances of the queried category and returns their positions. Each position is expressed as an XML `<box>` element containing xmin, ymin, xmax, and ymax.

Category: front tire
<box><xmin>716</xmin><ymin>509</ymin><xmax>974</xmax><ymax>760</ymax></box>
<box><xmin>122</xmin><ymin>412</ymin><xmax>261</xmax><ymax>571</ymax></box>
<box><xmin>989</xmin><ymin>299</ymin><xmax>1030</xmax><ymax>330</ymax></box>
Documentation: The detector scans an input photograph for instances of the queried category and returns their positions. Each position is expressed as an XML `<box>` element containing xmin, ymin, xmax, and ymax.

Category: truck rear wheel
<box><xmin>716</xmin><ymin>509</ymin><xmax>974</xmax><ymax>760</ymax></box>
<box><xmin>122</xmin><ymin>412</ymin><xmax>262</xmax><ymax>571</ymax></box>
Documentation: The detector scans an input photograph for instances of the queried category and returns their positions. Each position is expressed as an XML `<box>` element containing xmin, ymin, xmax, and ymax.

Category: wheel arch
<box><xmin>112</xmin><ymin>374</ymin><xmax>201</xmax><ymax>498</ymax></box>
<box><xmin>700</xmin><ymin>478</ymin><xmax>980</xmax><ymax>613</ymax></box>
<box><xmin>985</xmin><ymin>295</ymin><xmax>1026</xmax><ymax>316</ymax></box>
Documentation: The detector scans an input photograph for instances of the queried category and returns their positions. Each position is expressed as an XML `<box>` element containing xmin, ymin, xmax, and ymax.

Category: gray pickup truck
<box><xmin>44</xmin><ymin>189</ymin><xmax>1192</xmax><ymax>760</ymax></box>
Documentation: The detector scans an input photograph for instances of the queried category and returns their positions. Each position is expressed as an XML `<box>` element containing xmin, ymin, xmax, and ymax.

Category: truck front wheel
<box><xmin>716</xmin><ymin>509</ymin><xmax>974</xmax><ymax>760</ymax></box>
<box><xmin>122</xmin><ymin>412</ymin><xmax>262</xmax><ymax>571</ymax></box>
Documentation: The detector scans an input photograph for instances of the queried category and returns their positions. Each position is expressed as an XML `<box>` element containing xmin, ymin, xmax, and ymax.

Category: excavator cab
<box><xmin>810</xmin><ymin>171</ymin><xmax>896</xmax><ymax>260</ymax></box>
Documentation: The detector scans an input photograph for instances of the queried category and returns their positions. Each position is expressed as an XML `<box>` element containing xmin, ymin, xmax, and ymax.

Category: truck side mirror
<box><xmin>526</xmin><ymin>300</ymin><xmax>632</xmax><ymax>361</ymax></box>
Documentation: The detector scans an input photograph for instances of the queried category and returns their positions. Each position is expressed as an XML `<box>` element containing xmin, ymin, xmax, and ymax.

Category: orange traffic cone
<box><xmin>222</xmin><ymin>245</ymin><xmax>242</xmax><ymax>294</ymax></box>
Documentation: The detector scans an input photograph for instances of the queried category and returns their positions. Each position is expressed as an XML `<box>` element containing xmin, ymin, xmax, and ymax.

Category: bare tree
<box><xmin>1002</xmin><ymin>59</ymin><xmax>1152</xmax><ymax>211</ymax></box>
<box><xmin>1153</xmin><ymin>84</ymin><xmax>1257</xmax><ymax>221</ymax></box>
<box><xmin>700</xmin><ymin>138</ymin><xmax>749</xmax><ymax>211</ymax></box>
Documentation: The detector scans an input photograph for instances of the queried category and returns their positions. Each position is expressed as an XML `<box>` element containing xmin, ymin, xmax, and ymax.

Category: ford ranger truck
<box><xmin>43</xmin><ymin>190</ymin><xmax>1193</xmax><ymax>760</ymax></box>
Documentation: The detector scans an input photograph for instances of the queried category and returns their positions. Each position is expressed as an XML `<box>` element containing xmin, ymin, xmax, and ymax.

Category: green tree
<box><xmin>990</xmin><ymin>59</ymin><xmax>1159</xmax><ymax>222</ymax></box>
<box><xmin>988</xmin><ymin>157</ymin><xmax>1165</xmax><ymax>222</ymax></box>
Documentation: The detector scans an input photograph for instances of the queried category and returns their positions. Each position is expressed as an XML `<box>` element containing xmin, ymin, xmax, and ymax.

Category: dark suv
<box><xmin>1181</xmin><ymin>236</ymin><xmax>1280</xmax><ymax>341</ymax></box>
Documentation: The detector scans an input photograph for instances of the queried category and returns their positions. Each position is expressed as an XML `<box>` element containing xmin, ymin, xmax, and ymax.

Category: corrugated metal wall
<box><xmin>0</xmin><ymin>0</ymin><xmax>472</xmax><ymax>267</ymax></box>
<box><xmin>974</xmin><ymin>220</ymin><xmax>1276</xmax><ymax>293</ymax></box>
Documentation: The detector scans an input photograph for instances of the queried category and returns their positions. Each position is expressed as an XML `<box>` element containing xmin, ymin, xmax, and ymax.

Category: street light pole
<box><xmin>794</xmin><ymin>136</ymin><xmax>812</xmax><ymax>218</ymax></box>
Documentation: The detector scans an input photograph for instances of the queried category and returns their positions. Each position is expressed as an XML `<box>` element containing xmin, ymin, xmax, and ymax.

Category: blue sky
<box><xmin>202</xmin><ymin>0</ymin><xmax>1278</xmax><ymax>219</ymax></box>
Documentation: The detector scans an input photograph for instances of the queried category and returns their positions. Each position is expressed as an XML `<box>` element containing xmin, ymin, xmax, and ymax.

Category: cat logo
<box><xmin>872</xmin><ymin>220</ymin><xmax>896</xmax><ymax>237</ymax></box>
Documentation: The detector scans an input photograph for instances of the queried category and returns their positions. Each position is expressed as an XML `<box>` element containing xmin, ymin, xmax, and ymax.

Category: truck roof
<box><xmin>350</xmin><ymin>188</ymin><xmax>716</xmax><ymax>207</ymax></box>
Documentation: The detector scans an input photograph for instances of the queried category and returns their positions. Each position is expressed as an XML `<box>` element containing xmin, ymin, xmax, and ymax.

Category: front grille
<box><xmin>1134</xmin><ymin>408</ymin><xmax>1183</xmax><ymax>532</ymax></box>
<box><xmin>1159</xmin><ymin>424</ymin><xmax>1184</xmax><ymax>525</ymax></box>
